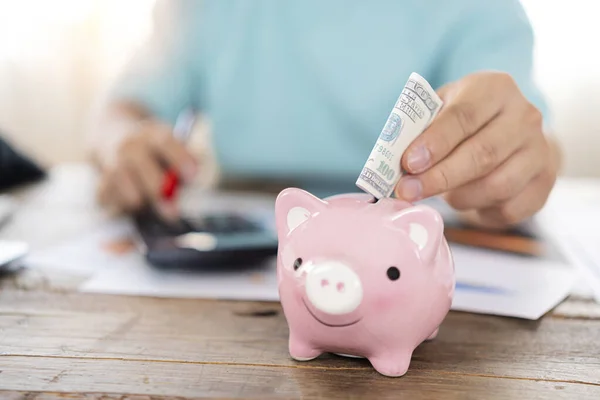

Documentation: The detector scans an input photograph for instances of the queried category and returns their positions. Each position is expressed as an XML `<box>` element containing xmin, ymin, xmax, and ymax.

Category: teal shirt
<box><xmin>111</xmin><ymin>0</ymin><xmax>548</xmax><ymax>192</ymax></box>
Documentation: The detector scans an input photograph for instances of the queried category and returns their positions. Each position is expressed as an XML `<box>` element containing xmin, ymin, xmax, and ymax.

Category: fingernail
<box><xmin>406</xmin><ymin>146</ymin><xmax>431</xmax><ymax>173</ymax></box>
<box><xmin>181</xmin><ymin>162</ymin><xmax>197</xmax><ymax>183</ymax></box>
<box><xmin>396</xmin><ymin>178</ymin><xmax>423</xmax><ymax>201</ymax></box>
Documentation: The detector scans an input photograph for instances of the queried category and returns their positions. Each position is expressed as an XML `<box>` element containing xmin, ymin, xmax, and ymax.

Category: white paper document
<box><xmin>23</xmin><ymin>198</ymin><xmax>577</xmax><ymax>320</ymax></box>
<box><xmin>449</xmin><ymin>244</ymin><xmax>575</xmax><ymax>319</ymax></box>
<box><xmin>23</xmin><ymin>218</ymin><xmax>280</xmax><ymax>300</ymax></box>
<box><xmin>0</xmin><ymin>195</ymin><xmax>16</xmax><ymax>227</ymax></box>
<box><xmin>535</xmin><ymin>178</ymin><xmax>600</xmax><ymax>303</ymax></box>
<box><xmin>0</xmin><ymin>239</ymin><xmax>29</xmax><ymax>269</ymax></box>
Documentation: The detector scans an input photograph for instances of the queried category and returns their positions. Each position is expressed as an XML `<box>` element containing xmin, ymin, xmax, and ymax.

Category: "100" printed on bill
<box><xmin>356</xmin><ymin>72</ymin><xmax>443</xmax><ymax>199</ymax></box>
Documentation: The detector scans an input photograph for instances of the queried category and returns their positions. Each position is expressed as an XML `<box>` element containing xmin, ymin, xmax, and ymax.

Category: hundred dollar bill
<box><xmin>356</xmin><ymin>72</ymin><xmax>443</xmax><ymax>199</ymax></box>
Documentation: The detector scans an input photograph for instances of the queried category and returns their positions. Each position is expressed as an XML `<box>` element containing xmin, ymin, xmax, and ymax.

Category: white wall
<box><xmin>521</xmin><ymin>0</ymin><xmax>600</xmax><ymax>177</ymax></box>
<box><xmin>0</xmin><ymin>0</ymin><xmax>155</xmax><ymax>166</ymax></box>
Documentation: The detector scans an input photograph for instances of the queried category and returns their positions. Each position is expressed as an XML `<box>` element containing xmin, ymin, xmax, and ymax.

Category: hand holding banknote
<box><xmin>394</xmin><ymin>71</ymin><xmax>560</xmax><ymax>229</ymax></box>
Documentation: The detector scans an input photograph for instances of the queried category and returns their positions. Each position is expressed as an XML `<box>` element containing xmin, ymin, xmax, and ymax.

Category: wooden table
<box><xmin>1</xmin><ymin>164</ymin><xmax>600</xmax><ymax>399</ymax></box>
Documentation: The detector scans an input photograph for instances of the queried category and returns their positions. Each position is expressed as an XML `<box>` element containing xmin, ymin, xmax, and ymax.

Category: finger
<box><xmin>401</xmin><ymin>72</ymin><xmax>516</xmax><ymax>174</ymax></box>
<box><xmin>123</xmin><ymin>145</ymin><xmax>179</xmax><ymax>220</ymax></box>
<box><xmin>97</xmin><ymin>168</ymin><xmax>142</xmax><ymax>212</ymax></box>
<box><xmin>443</xmin><ymin>140</ymin><xmax>546</xmax><ymax>210</ymax></box>
<box><xmin>395</xmin><ymin>111</ymin><xmax>522</xmax><ymax>201</ymax></box>
<box><xmin>96</xmin><ymin>171</ymin><xmax>114</xmax><ymax>208</ymax></box>
<box><xmin>113</xmin><ymin>169</ymin><xmax>144</xmax><ymax>212</ymax></box>
<box><xmin>147</xmin><ymin>126</ymin><xmax>198</xmax><ymax>183</ymax></box>
<box><xmin>124</xmin><ymin>144</ymin><xmax>164</xmax><ymax>200</ymax></box>
<box><xmin>96</xmin><ymin>170</ymin><xmax>130</xmax><ymax>216</ymax></box>
<box><xmin>473</xmin><ymin>168</ymin><xmax>556</xmax><ymax>229</ymax></box>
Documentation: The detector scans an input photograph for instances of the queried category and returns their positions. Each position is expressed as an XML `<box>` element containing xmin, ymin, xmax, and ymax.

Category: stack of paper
<box><xmin>21</xmin><ymin>189</ymin><xmax>580</xmax><ymax>320</ymax></box>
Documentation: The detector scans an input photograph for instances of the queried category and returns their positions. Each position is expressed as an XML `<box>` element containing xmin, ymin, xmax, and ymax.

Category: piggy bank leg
<box><xmin>426</xmin><ymin>328</ymin><xmax>439</xmax><ymax>341</ymax></box>
<box><xmin>369</xmin><ymin>350</ymin><xmax>413</xmax><ymax>377</ymax></box>
<box><xmin>289</xmin><ymin>333</ymin><xmax>321</xmax><ymax>361</ymax></box>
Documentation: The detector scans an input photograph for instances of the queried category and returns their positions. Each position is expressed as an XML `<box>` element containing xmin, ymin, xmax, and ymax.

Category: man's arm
<box><xmin>430</xmin><ymin>0</ymin><xmax>563</xmax><ymax>175</ymax></box>
<box><xmin>429</xmin><ymin>0</ymin><xmax>549</xmax><ymax>122</ymax></box>
<box><xmin>395</xmin><ymin>0</ymin><xmax>561</xmax><ymax>229</ymax></box>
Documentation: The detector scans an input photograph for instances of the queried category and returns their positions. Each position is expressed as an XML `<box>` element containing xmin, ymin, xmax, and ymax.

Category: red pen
<box><xmin>161</xmin><ymin>108</ymin><xmax>196</xmax><ymax>201</ymax></box>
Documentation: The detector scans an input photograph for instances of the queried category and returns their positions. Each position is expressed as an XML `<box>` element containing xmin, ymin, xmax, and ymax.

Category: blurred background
<box><xmin>0</xmin><ymin>0</ymin><xmax>597</xmax><ymax>177</ymax></box>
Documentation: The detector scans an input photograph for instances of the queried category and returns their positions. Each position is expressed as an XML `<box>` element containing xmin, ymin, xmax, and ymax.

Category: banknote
<box><xmin>356</xmin><ymin>72</ymin><xmax>443</xmax><ymax>199</ymax></box>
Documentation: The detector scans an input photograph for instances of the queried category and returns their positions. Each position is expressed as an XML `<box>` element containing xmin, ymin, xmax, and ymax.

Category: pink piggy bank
<box><xmin>275</xmin><ymin>188</ymin><xmax>455</xmax><ymax>377</ymax></box>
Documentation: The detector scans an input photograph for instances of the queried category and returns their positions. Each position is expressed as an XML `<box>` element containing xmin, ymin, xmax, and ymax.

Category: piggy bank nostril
<box><xmin>305</xmin><ymin>262</ymin><xmax>363</xmax><ymax>315</ymax></box>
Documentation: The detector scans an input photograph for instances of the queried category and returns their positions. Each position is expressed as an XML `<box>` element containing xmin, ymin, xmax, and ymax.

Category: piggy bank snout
<box><xmin>305</xmin><ymin>262</ymin><xmax>363</xmax><ymax>315</ymax></box>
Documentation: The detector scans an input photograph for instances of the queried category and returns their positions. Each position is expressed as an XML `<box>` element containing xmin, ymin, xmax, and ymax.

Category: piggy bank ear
<box><xmin>389</xmin><ymin>204</ymin><xmax>444</xmax><ymax>263</ymax></box>
<box><xmin>275</xmin><ymin>188</ymin><xmax>327</xmax><ymax>236</ymax></box>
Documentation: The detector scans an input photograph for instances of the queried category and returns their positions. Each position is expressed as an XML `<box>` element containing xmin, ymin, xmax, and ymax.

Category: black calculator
<box><xmin>132</xmin><ymin>209</ymin><xmax>278</xmax><ymax>270</ymax></box>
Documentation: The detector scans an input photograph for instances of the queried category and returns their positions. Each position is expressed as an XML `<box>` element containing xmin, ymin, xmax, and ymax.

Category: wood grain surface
<box><xmin>0</xmin><ymin>289</ymin><xmax>599</xmax><ymax>399</ymax></box>
<box><xmin>2</xmin><ymin>165</ymin><xmax>600</xmax><ymax>399</ymax></box>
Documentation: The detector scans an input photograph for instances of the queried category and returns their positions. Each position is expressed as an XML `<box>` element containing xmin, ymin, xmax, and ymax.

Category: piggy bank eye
<box><xmin>386</xmin><ymin>266</ymin><xmax>400</xmax><ymax>281</ymax></box>
<box><xmin>293</xmin><ymin>258</ymin><xmax>303</xmax><ymax>271</ymax></box>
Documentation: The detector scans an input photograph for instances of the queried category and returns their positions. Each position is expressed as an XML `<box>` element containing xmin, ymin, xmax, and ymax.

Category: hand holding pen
<box><xmin>161</xmin><ymin>108</ymin><xmax>196</xmax><ymax>201</ymax></box>
<box><xmin>96</xmin><ymin>108</ymin><xmax>197</xmax><ymax>221</ymax></box>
